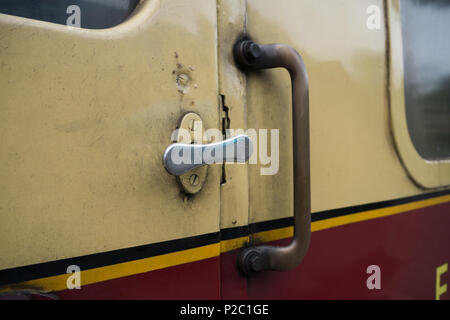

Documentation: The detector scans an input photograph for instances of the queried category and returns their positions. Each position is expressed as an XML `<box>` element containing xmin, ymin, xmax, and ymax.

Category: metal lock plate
<box><xmin>172</xmin><ymin>112</ymin><xmax>208</xmax><ymax>195</ymax></box>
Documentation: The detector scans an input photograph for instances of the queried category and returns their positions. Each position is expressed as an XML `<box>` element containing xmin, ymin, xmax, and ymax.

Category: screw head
<box><xmin>189</xmin><ymin>174</ymin><xmax>199</xmax><ymax>186</ymax></box>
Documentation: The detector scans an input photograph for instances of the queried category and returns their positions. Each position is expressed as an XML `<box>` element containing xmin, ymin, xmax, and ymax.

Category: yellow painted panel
<box><xmin>0</xmin><ymin>0</ymin><xmax>221</xmax><ymax>270</ymax></box>
<box><xmin>245</xmin><ymin>0</ymin><xmax>422</xmax><ymax>225</ymax></box>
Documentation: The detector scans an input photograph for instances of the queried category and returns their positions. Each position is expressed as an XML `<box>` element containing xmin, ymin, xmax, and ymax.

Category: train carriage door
<box><xmin>0</xmin><ymin>0</ymin><xmax>223</xmax><ymax>298</ymax></box>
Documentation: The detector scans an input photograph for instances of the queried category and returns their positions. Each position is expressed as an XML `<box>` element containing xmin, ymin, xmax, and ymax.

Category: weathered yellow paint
<box><xmin>1</xmin><ymin>0</ymin><xmax>449</xmax><ymax>286</ymax></box>
<box><xmin>0</xmin><ymin>0</ymin><xmax>221</xmax><ymax>270</ymax></box>
<box><xmin>243</xmin><ymin>0</ymin><xmax>423</xmax><ymax>226</ymax></box>
<box><xmin>217</xmin><ymin>0</ymin><xmax>250</xmax><ymax>231</ymax></box>
<box><xmin>220</xmin><ymin>236</ymin><xmax>249</xmax><ymax>253</ymax></box>
<box><xmin>251</xmin><ymin>227</ymin><xmax>293</xmax><ymax>245</ymax></box>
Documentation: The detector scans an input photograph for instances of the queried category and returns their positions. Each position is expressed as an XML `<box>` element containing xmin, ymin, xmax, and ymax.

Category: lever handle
<box><xmin>163</xmin><ymin>134</ymin><xmax>253</xmax><ymax>176</ymax></box>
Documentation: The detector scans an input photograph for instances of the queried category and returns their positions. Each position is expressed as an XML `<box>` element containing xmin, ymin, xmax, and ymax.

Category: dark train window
<box><xmin>0</xmin><ymin>0</ymin><xmax>140</xmax><ymax>29</ymax></box>
<box><xmin>400</xmin><ymin>0</ymin><xmax>450</xmax><ymax>160</ymax></box>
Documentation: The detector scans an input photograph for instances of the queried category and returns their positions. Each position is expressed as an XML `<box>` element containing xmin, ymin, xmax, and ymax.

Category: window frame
<box><xmin>387</xmin><ymin>0</ymin><xmax>450</xmax><ymax>189</ymax></box>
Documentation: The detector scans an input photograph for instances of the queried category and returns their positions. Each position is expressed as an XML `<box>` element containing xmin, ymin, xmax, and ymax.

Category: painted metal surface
<box><xmin>0</xmin><ymin>0</ymin><xmax>449</xmax><ymax>299</ymax></box>
<box><xmin>243</xmin><ymin>0</ymin><xmax>421</xmax><ymax>227</ymax></box>
<box><xmin>216</xmin><ymin>0</ymin><xmax>250</xmax><ymax>232</ymax></box>
<box><xmin>2</xmin><ymin>200</ymin><xmax>442</xmax><ymax>300</ymax></box>
<box><xmin>0</xmin><ymin>0</ymin><xmax>221</xmax><ymax>270</ymax></box>
<box><xmin>246</xmin><ymin>202</ymin><xmax>450</xmax><ymax>300</ymax></box>
<box><xmin>56</xmin><ymin>257</ymin><xmax>221</xmax><ymax>300</ymax></box>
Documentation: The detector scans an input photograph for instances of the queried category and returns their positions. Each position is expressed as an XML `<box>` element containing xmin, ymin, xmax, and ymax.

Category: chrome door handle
<box><xmin>234</xmin><ymin>40</ymin><xmax>311</xmax><ymax>275</ymax></box>
<box><xmin>163</xmin><ymin>134</ymin><xmax>253</xmax><ymax>176</ymax></box>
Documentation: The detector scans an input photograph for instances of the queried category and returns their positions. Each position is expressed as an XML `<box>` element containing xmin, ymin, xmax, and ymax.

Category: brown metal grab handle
<box><xmin>234</xmin><ymin>40</ymin><xmax>311</xmax><ymax>275</ymax></box>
